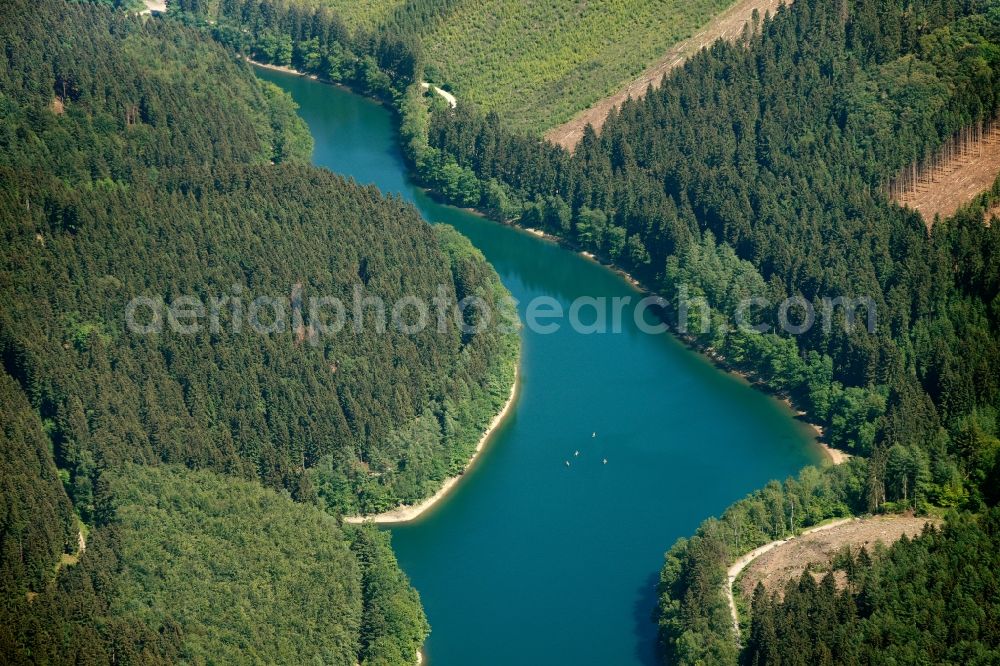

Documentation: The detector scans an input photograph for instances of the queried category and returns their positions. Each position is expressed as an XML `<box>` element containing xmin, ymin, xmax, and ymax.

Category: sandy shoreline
<box><xmin>775</xmin><ymin>397</ymin><xmax>850</xmax><ymax>466</ymax></box>
<box><xmin>344</xmin><ymin>366</ymin><xmax>520</xmax><ymax>525</ymax></box>
<box><xmin>251</xmin><ymin>60</ymin><xmax>841</xmax><ymax>471</ymax></box>
<box><xmin>818</xmin><ymin>441</ymin><xmax>851</xmax><ymax>465</ymax></box>
<box><xmin>246</xmin><ymin>58</ymin><xmax>320</xmax><ymax>80</ymax></box>
<box><xmin>706</xmin><ymin>353</ymin><xmax>848</xmax><ymax>467</ymax></box>
<box><xmin>520</xmin><ymin>225</ymin><xmax>842</xmax><ymax>465</ymax></box>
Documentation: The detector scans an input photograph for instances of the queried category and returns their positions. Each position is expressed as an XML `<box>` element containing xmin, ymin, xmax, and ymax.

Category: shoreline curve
<box><xmin>254</xmin><ymin>60</ymin><xmax>842</xmax><ymax>481</ymax></box>
<box><xmin>521</xmin><ymin>226</ymin><xmax>848</xmax><ymax>467</ymax></box>
<box><xmin>246</xmin><ymin>57</ymin><xmax>320</xmax><ymax>80</ymax></box>
<box><xmin>344</xmin><ymin>365</ymin><xmax>520</xmax><ymax>525</ymax></box>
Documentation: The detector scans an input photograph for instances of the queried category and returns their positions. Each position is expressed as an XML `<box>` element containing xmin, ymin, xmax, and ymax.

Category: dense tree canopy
<box><xmin>314</xmin><ymin>0</ymin><xmax>999</xmax><ymax>660</ymax></box>
<box><xmin>0</xmin><ymin>371</ymin><xmax>77</xmax><ymax>600</ymax></box>
<box><xmin>3</xmin><ymin>463</ymin><xmax>428</xmax><ymax>665</ymax></box>
<box><xmin>744</xmin><ymin>510</ymin><xmax>1000</xmax><ymax>665</ymax></box>
<box><xmin>174</xmin><ymin>0</ymin><xmax>746</xmax><ymax>133</ymax></box>
<box><xmin>422</xmin><ymin>0</ymin><xmax>1000</xmax><ymax>506</ymax></box>
<box><xmin>0</xmin><ymin>0</ymin><xmax>518</xmax><ymax>661</ymax></box>
<box><xmin>172</xmin><ymin>0</ymin><xmax>423</xmax><ymax>100</ymax></box>
<box><xmin>381</xmin><ymin>0</ymin><xmax>738</xmax><ymax>133</ymax></box>
<box><xmin>1</xmin><ymin>0</ymin><xmax>515</xmax><ymax>519</ymax></box>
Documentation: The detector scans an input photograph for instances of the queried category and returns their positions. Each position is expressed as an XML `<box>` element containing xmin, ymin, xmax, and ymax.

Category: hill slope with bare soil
<box><xmin>544</xmin><ymin>0</ymin><xmax>791</xmax><ymax>150</ymax></box>
<box><xmin>894</xmin><ymin>126</ymin><xmax>1000</xmax><ymax>228</ymax></box>
<box><xmin>736</xmin><ymin>514</ymin><xmax>939</xmax><ymax>602</ymax></box>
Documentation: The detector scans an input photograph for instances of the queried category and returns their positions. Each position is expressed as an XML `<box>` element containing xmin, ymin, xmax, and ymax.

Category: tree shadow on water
<box><xmin>632</xmin><ymin>570</ymin><xmax>661</xmax><ymax>665</ymax></box>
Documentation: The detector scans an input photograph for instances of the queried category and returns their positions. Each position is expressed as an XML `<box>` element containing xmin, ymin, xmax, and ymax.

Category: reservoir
<box><xmin>257</xmin><ymin>68</ymin><xmax>824</xmax><ymax>665</ymax></box>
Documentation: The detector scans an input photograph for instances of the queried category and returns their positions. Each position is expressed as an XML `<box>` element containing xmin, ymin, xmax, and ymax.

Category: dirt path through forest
<box><xmin>724</xmin><ymin>517</ymin><xmax>853</xmax><ymax>640</ymax></box>
<box><xmin>544</xmin><ymin>0</ymin><xmax>792</xmax><ymax>151</ymax></box>
<box><xmin>421</xmin><ymin>82</ymin><xmax>457</xmax><ymax>108</ymax></box>
<box><xmin>725</xmin><ymin>514</ymin><xmax>939</xmax><ymax>640</ymax></box>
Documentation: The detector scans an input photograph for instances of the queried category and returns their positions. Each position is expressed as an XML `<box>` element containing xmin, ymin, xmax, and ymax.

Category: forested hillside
<box><xmin>181</xmin><ymin>0</ymin><xmax>423</xmax><ymax>101</ymax></box>
<box><xmin>426</xmin><ymin>0</ymin><xmax>1000</xmax><ymax>503</ymax></box>
<box><xmin>173</xmin><ymin>0</ymin><xmax>743</xmax><ymax>133</ymax></box>
<box><xmin>0</xmin><ymin>0</ymin><xmax>517</xmax><ymax>661</ymax></box>
<box><xmin>401</xmin><ymin>0</ymin><xmax>1000</xmax><ymax>661</ymax></box>
<box><xmin>743</xmin><ymin>509</ymin><xmax>1000</xmax><ymax>664</ymax></box>
<box><xmin>176</xmin><ymin>1</ymin><xmax>1000</xmax><ymax>490</ymax></box>
<box><xmin>2</xmin><ymin>158</ymin><xmax>514</xmax><ymax>515</ymax></box>
<box><xmin>0</xmin><ymin>371</ymin><xmax>78</xmax><ymax>601</ymax></box>
<box><xmin>1</xmin><ymin>0</ymin><xmax>515</xmax><ymax>518</ymax></box>
<box><xmin>385</xmin><ymin>0</ymin><xmax>736</xmax><ymax>132</ymax></box>
<box><xmin>4</xmin><ymin>464</ymin><xmax>426</xmax><ymax>664</ymax></box>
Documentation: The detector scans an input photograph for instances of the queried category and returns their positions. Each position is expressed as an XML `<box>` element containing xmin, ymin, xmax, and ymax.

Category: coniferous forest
<box><xmin>172</xmin><ymin>0</ymin><xmax>743</xmax><ymax>133</ymax></box>
<box><xmin>743</xmin><ymin>510</ymin><xmax>1000</xmax><ymax>665</ymax></box>
<box><xmin>4</xmin><ymin>0</ymin><xmax>1000</xmax><ymax>663</ymax></box>
<box><xmin>179</xmin><ymin>0</ymin><xmax>1000</xmax><ymax>662</ymax></box>
<box><xmin>0</xmin><ymin>0</ymin><xmax>516</xmax><ymax>662</ymax></box>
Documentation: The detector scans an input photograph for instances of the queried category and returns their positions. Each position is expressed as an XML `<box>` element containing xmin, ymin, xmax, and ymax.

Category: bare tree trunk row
<box><xmin>887</xmin><ymin>113</ymin><xmax>1000</xmax><ymax>201</ymax></box>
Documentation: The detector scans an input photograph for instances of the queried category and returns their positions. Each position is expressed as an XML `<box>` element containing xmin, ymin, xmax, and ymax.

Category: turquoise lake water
<box><xmin>258</xmin><ymin>68</ymin><xmax>824</xmax><ymax>665</ymax></box>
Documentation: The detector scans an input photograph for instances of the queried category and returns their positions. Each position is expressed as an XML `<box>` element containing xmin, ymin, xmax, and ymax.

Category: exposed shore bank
<box><xmin>251</xmin><ymin>60</ymin><xmax>841</xmax><ymax>469</ymax></box>
<box><xmin>247</xmin><ymin>58</ymin><xmax>321</xmax><ymax>80</ymax></box>
<box><xmin>518</xmin><ymin>226</ymin><xmax>846</xmax><ymax>467</ymax></box>
<box><xmin>344</xmin><ymin>365</ymin><xmax>520</xmax><ymax>525</ymax></box>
